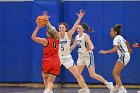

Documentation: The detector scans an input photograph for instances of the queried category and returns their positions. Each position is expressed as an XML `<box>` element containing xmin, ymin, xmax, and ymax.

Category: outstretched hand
<box><xmin>76</xmin><ymin>9</ymin><xmax>85</xmax><ymax>18</ymax></box>
<box><xmin>42</xmin><ymin>11</ymin><xmax>52</xmax><ymax>27</ymax></box>
<box><xmin>132</xmin><ymin>42</ymin><xmax>139</xmax><ymax>48</ymax></box>
<box><xmin>42</xmin><ymin>11</ymin><xmax>50</xmax><ymax>19</ymax></box>
<box><xmin>99</xmin><ymin>50</ymin><xmax>107</xmax><ymax>54</ymax></box>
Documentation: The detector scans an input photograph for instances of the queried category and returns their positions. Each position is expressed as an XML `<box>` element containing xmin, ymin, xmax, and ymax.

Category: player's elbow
<box><xmin>31</xmin><ymin>35</ymin><xmax>36</xmax><ymax>41</ymax></box>
<box><xmin>126</xmin><ymin>41</ymin><xmax>130</xmax><ymax>45</ymax></box>
<box><xmin>31</xmin><ymin>35</ymin><xmax>34</xmax><ymax>40</ymax></box>
<box><xmin>92</xmin><ymin>45</ymin><xmax>94</xmax><ymax>50</ymax></box>
<box><xmin>91</xmin><ymin>45</ymin><xmax>94</xmax><ymax>50</ymax></box>
<box><xmin>90</xmin><ymin>46</ymin><xmax>94</xmax><ymax>50</ymax></box>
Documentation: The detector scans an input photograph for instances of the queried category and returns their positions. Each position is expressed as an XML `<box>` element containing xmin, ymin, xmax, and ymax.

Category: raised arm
<box><xmin>42</xmin><ymin>11</ymin><xmax>52</xmax><ymax>27</ymax></box>
<box><xmin>42</xmin><ymin>11</ymin><xmax>59</xmax><ymax>35</ymax></box>
<box><xmin>67</xmin><ymin>9</ymin><xmax>85</xmax><ymax>39</ymax></box>
<box><xmin>31</xmin><ymin>23</ymin><xmax>48</xmax><ymax>46</ymax></box>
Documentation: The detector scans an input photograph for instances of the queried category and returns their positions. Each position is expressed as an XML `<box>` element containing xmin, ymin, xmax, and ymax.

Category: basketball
<box><xmin>36</xmin><ymin>15</ymin><xmax>48</xmax><ymax>27</ymax></box>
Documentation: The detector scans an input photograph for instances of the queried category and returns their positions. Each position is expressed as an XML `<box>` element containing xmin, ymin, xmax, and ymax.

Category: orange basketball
<box><xmin>36</xmin><ymin>15</ymin><xmax>48</xmax><ymax>27</ymax></box>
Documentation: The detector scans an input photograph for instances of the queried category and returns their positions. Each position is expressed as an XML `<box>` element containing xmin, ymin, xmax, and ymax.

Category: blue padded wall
<box><xmin>62</xmin><ymin>1</ymin><xmax>140</xmax><ymax>84</ymax></box>
<box><xmin>0</xmin><ymin>2</ymin><xmax>33</xmax><ymax>82</ymax></box>
<box><xmin>0</xmin><ymin>1</ymin><xmax>140</xmax><ymax>84</ymax></box>
<box><xmin>0</xmin><ymin>2</ymin><xmax>5</xmax><ymax>81</ymax></box>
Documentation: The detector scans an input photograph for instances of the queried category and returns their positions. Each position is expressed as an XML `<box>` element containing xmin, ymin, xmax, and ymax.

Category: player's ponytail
<box><xmin>113</xmin><ymin>24</ymin><xmax>122</xmax><ymax>35</ymax></box>
<box><xmin>81</xmin><ymin>23</ymin><xmax>94</xmax><ymax>32</ymax></box>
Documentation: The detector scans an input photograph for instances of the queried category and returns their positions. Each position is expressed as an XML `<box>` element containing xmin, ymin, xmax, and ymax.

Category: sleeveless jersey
<box><xmin>59</xmin><ymin>32</ymin><xmax>71</xmax><ymax>56</ymax></box>
<box><xmin>113</xmin><ymin>35</ymin><xmax>128</xmax><ymax>55</ymax></box>
<box><xmin>42</xmin><ymin>38</ymin><xmax>59</xmax><ymax>60</ymax></box>
<box><xmin>75</xmin><ymin>33</ymin><xmax>90</xmax><ymax>53</ymax></box>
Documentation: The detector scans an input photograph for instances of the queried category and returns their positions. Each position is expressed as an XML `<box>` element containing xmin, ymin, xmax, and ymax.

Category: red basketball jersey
<box><xmin>42</xmin><ymin>38</ymin><xmax>59</xmax><ymax>60</ymax></box>
<box><xmin>42</xmin><ymin>37</ymin><xmax>60</xmax><ymax>75</ymax></box>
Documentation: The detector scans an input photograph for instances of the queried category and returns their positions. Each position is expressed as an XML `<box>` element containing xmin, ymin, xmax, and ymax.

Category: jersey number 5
<box><xmin>61</xmin><ymin>45</ymin><xmax>64</xmax><ymax>51</ymax></box>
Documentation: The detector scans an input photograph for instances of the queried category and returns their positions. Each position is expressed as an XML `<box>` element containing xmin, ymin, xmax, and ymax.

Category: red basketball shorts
<box><xmin>42</xmin><ymin>59</ymin><xmax>60</xmax><ymax>76</ymax></box>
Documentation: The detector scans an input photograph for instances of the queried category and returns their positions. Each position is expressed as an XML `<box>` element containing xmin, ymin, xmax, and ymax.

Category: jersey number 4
<box><xmin>78</xmin><ymin>44</ymin><xmax>81</xmax><ymax>48</ymax></box>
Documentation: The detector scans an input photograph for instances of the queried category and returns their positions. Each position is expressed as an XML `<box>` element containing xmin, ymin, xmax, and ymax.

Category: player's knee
<box><xmin>74</xmin><ymin>72</ymin><xmax>81</xmax><ymax>79</ymax></box>
<box><xmin>89</xmin><ymin>72</ymin><xmax>96</xmax><ymax>78</ymax></box>
<box><xmin>112</xmin><ymin>70</ymin><xmax>119</xmax><ymax>77</ymax></box>
<box><xmin>43</xmin><ymin>75</ymin><xmax>48</xmax><ymax>80</ymax></box>
<box><xmin>47</xmin><ymin>77</ymin><xmax>54</xmax><ymax>84</ymax></box>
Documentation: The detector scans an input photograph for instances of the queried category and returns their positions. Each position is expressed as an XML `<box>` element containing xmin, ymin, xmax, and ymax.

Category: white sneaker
<box><xmin>84</xmin><ymin>88</ymin><xmax>91</xmax><ymax>93</ymax></box>
<box><xmin>117</xmin><ymin>89</ymin><xmax>127</xmax><ymax>93</ymax></box>
<box><xmin>50</xmin><ymin>90</ymin><xmax>53</xmax><ymax>93</ymax></box>
<box><xmin>78</xmin><ymin>89</ymin><xmax>84</xmax><ymax>93</ymax></box>
<box><xmin>113</xmin><ymin>87</ymin><xmax>119</xmax><ymax>93</ymax></box>
<box><xmin>78</xmin><ymin>88</ymin><xmax>91</xmax><ymax>93</ymax></box>
<box><xmin>43</xmin><ymin>90</ymin><xmax>49</xmax><ymax>93</ymax></box>
<box><xmin>106</xmin><ymin>82</ymin><xmax>114</xmax><ymax>93</ymax></box>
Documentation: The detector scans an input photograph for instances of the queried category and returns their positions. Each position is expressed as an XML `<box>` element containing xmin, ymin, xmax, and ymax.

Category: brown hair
<box><xmin>59</xmin><ymin>22</ymin><xmax>68</xmax><ymax>29</ymax></box>
<box><xmin>113</xmin><ymin>24</ymin><xmax>122</xmax><ymax>35</ymax></box>
<box><xmin>81</xmin><ymin>23</ymin><xmax>94</xmax><ymax>32</ymax></box>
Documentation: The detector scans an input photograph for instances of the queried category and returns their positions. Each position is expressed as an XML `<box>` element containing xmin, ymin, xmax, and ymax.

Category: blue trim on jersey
<box><xmin>88</xmin><ymin>53</ymin><xmax>92</xmax><ymax>67</ymax></box>
<box><xmin>118</xmin><ymin>44</ymin><xmax>125</xmax><ymax>53</ymax></box>
<box><xmin>123</xmin><ymin>54</ymin><xmax>125</xmax><ymax>64</ymax></box>
<box><xmin>85</xmin><ymin>42</ymin><xmax>89</xmax><ymax>49</ymax></box>
<box><xmin>120</xmin><ymin>45</ymin><xmax>125</xmax><ymax>52</ymax></box>
<box><xmin>73</xmin><ymin>62</ymin><xmax>75</xmax><ymax>66</ymax></box>
<box><xmin>119</xmin><ymin>54</ymin><xmax>125</xmax><ymax>65</ymax></box>
<box><xmin>118</xmin><ymin>46</ymin><xmax>123</xmax><ymax>53</ymax></box>
<box><xmin>88</xmin><ymin>52</ymin><xmax>94</xmax><ymax>68</ymax></box>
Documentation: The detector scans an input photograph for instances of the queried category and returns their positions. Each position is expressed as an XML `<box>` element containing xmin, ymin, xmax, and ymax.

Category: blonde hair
<box><xmin>47</xmin><ymin>26</ymin><xmax>59</xmax><ymax>40</ymax></box>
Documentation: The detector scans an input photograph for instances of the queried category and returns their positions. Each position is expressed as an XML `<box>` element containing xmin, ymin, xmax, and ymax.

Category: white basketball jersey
<box><xmin>75</xmin><ymin>33</ymin><xmax>90</xmax><ymax>53</ymax></box>
<box><xmin>113</xmin><ymin>35</ymin><xmax>128</xmax><ymax>55</ymax></box>
<box><xmin>59</xmin><ymin>32</ymin><xmax>71</xmax><ymax>56</ymax></box>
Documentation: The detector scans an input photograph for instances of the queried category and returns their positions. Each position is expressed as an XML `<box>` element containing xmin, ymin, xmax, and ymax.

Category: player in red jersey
<box><xmin>31</xmin><ymin>23</ymin><xmax>60</xmax><ymax>93</ymax></box>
